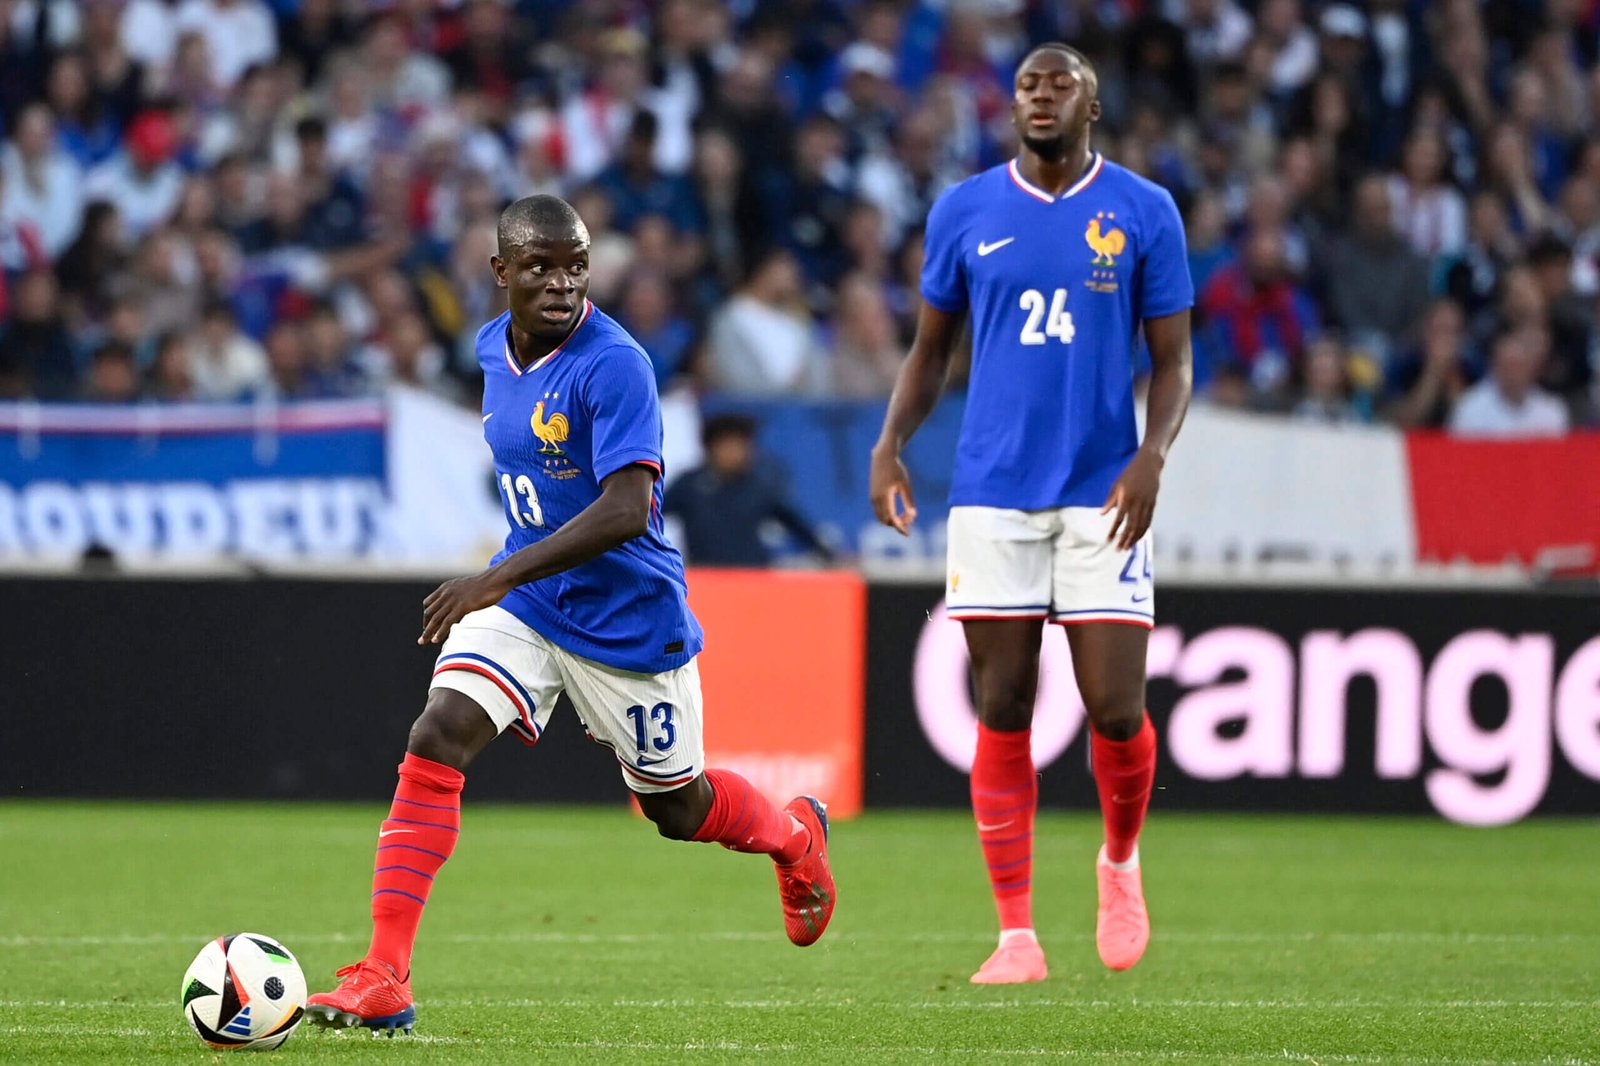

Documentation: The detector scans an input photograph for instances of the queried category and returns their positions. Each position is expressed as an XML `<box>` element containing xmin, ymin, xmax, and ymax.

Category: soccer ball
<box><xmin>180</xmin><ymin>933</ymin><xmax>307</xmax><ymax>1051</ymax></box>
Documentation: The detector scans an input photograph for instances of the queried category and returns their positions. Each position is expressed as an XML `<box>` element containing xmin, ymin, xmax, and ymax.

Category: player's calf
<box><xmin>637</xmin><ymin>775</ymin><xmax>715</xmax><ymax>840</ymax></box>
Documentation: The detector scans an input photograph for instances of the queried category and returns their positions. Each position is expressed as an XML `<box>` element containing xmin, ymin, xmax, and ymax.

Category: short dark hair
<box><xmin>702</xmin><ymin>413</ymin><xmax>757</xmax><ymax>449</ymax></box>
<box><xmin>1526</xmin><ymin>232</ymin><xmax>1573</xmax><ymax>267</ymax></box>
<box><xmin>1020</xmin><ymin>41</ymin><xmax>1097</xmax><ymax>85</ymax></box>
<box><xmin>497</xmin><ymin>194</ymin><xmax>588</xmax><ymax>255</ymax></box>
<box><xmin>93</xmin><ymin>340</ymin><xmax>136</xmax><ymax>363</ymax></box>
<box><xmin>627</xmin><ymin>109</ymin><xmax>659</xmax><ymax>144</ymax></box>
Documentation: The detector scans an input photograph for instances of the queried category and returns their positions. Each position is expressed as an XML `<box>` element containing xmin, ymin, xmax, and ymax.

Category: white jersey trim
<box><xmin>1006</xmin><ymin>153</ymin><xmax>1104</xmax><ymax>204</ymax></box>
<box><xmin>504</xmin><ymin>299</ymin><xmax>595</xmax><ymax>376</ymax></box>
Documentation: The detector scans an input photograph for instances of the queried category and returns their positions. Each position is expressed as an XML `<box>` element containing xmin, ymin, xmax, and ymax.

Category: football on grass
<box><xmin>180</xmin><ymin>933</ymin><xmax>307</xmax><ymax>1051</ymax></box>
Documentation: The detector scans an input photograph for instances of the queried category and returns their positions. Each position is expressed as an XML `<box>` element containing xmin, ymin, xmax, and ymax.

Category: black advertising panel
<box><xmin>3</xmin><ymin>577</ymin><xmax>620</xmax><ymax>803</ymax></box>
<box><xmin>866</xmin><ymin>582</ymin><xmax>1600</xmax><ymax>824</ymax></box>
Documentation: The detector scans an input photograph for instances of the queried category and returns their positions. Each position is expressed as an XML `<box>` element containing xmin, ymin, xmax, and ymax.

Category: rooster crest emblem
<box><xmin>532</xmin><ymin>398</ymin><xmax>570</xmax><ymax>456</ymax></box>
<box><xmin>1085</xmin><ymin>212</ymin><xmax>1126</xmax><ymax>267</ymax></box>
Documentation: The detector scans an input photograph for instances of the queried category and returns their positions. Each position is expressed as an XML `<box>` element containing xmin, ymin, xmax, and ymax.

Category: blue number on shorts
<box><xmin>626</xmin><ymin>704</ymin><xmax>647</xmax><ymax>754</ymax></box>
<box><xmin>626</xmin><ymin>703</ymin><xmax>677</xmax><ymax>754</ymax></box>
<box><xmin>1118</xmin><ymin>543</ymin><xmax>1154</xmax><ymax>585</ymax></box>
<box><xmin>1119</xmin><ymin>545</ymin><xmax>1140</xmax><ymax>584</ymax></box>
<box><xmin>650</xmin><ymin>703</ymin><xmax>676</xmax><ymax>752</ymax></box>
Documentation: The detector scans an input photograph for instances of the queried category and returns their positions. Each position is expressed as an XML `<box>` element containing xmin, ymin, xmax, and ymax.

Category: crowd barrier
<box><xmin>4</xmin><ymin>394</ymin><xmax>1599</xmax><ymax>572</ymax></box>
<box><xmin>6</xmin><ymin>572</ymin><xmax>1595</xmax><ymax>826</ymax></box>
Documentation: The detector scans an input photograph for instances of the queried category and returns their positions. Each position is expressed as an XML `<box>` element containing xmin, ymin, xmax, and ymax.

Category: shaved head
<box><xmin>497</xmin><ymin>194</ymin><xmax>588</xmax><ymax>255</ymax></box>
<box><xmin>1019</xmin><ymin>42</ymin><xmax>1098</xmax><ymax>95</ymax></box>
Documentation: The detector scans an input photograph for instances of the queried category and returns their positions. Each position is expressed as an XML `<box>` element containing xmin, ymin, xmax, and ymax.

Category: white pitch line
<box><xmin>3</xmin><ymin>1015</ymin><xmax>1592</xmax><ymax>1065</ymax></box>
<box><xmin>368</xmin><ymin>1036</ymin><xmax>1595</xmax><ymax>1066</ymax></box>
<box><xmin>0</xmin><ymin>1024</ymin><xmax>155</xmax><ymax>1038</ymax></box>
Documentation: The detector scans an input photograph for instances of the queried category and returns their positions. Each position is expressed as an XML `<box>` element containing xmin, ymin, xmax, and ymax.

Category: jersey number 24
<box><xmin>1019</xmin><ymin>288</ymin><xmax>1075</xmax><ymax>345</ymax></box>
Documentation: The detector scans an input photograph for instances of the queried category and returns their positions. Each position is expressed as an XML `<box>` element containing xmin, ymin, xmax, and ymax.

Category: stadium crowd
<box><xmin>0</xmin><ymin>0</ymin><xmax>1597</xmax><ymax>436</ymax></box>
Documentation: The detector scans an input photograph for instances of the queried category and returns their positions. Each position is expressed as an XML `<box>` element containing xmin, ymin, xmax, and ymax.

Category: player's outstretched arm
<box><xmin>870</xmin><ymin>303</ymin><xmax>965</xmax><ymax>535</ymax></box>
<box><xmin>1103</xmin><ymin>310</ymin><xmax>1194</xmax><ymax>551</ymax></box>
<box><xmin>418</xmin><ymin>465</ymin><xmax>656</xmax><ymax>644</ymax></box>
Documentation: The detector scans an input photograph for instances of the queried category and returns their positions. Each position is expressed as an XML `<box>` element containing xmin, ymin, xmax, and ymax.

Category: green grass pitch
<box><xmin>2</xmin><ymin>802</ymin><xmax>1595</xmax><ymax>1064</ymax></box>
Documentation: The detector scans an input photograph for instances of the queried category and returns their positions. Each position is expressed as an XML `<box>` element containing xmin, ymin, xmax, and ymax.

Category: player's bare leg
<box><xmin>305</xmin><ymin>689</ymin><xmax>497</xmax><ymax>1035</ymax></box>
<box><xmin>1065</xmin><ymin>622</ymin><xmax>1156</xmax><ymax>971</ymax></box>
<box><xmin>965</xmin><ymin>619</ymin><xmax>1049</xmax><ymax>984</ymax></box>
<box><xmin>643</xmin><ymin>772</ymin><xmax>836</xmax><ymax>946</ymax></box>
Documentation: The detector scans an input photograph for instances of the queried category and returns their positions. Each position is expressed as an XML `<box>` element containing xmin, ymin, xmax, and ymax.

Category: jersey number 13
<box><xmin>1019</xmin><ymin>288</ymin><xmax>1076</xmax><ymax>345</ymax></box>
<box><xmin>500</xmin><ymin>472</ymin><xmax>545</xmax><ymax>528</ymax></box>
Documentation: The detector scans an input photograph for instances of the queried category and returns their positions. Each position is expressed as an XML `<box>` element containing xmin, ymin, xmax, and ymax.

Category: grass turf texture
<box><xmin>1</xmin><ymin>803</ymin><xmax>1595</xmax><ymax>1065</ymax></box>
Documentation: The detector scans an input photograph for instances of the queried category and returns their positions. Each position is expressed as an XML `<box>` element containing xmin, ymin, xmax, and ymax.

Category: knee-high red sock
<box><xmin>691</xmin><ymin>768</ymin><xmax>808</xmax><ymax>864</ymax></box>
<box><xmin>1091</xmin><ymin>714</ymin><xmax>1156</xmax><ymax>864</ymax></box>
<box><xmin>971</xmin><ymin>724</ymin><xmax>1037</xmax><ymax>932</ymax></box>
<box><xmin>367</xmin><ymin>753</ymin><xmax>464</xmax><ymax>976</ymax></box>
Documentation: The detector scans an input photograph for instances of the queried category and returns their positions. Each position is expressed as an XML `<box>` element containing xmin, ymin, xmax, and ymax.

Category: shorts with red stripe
<box><xmin>430</xmin><ymin>606</ymin><xmax>703</xmax><ymax>793</ymax></box>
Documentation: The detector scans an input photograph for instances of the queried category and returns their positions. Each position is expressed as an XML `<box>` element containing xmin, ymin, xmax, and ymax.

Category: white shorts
<box><xmin>945</xmin><ymin>506</ymin><xmax>1154</xmax><ymax>628</ymax></box>
<box><xmin>429</xmin><ymin>606</ymin><xmax>705</xmax><ymax>793</ymax></box>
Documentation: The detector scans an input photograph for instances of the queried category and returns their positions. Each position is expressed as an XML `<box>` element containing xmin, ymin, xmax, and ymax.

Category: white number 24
<box><xmin>1019</xmin><ymin>288</ymin><xmax>1075</xmax><ymax>346</ymax></box>
<box><xmin>500</xmin><ymin>472</ymin><xmax>544</xmax><ymax>528</ymax></box>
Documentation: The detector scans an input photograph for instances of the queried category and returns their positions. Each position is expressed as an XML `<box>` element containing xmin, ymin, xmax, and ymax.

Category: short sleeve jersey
<box><xmin>474</xmin><ymin>302</ymin><xmax>703</xmax><ymax>674</ymax></box>
<box><xmin>920</xmin><ymin>154</ymin><xmax>1194</xmax><ymax>510</ymax></box>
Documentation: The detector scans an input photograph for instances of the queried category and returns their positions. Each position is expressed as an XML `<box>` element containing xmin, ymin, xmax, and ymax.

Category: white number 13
<box><xmin>500</xmin><ymin>472</ymin><xmax>544</xmax><ymax>528</ymax></box>
<box><xmin>1019</xmin><ymin>288</ymin><xmax>1075</xmax><ymax>346</ymax></box>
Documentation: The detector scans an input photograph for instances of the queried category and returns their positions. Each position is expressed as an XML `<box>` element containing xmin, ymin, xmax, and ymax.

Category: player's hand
<box><xmin>1102</xmin><ymin>449</ymin><xmax>1163</xmax><ymax>551</ymax></box>
<box><xmin>869</xmin><ymin>446</ymin><xmax>918</xmax><ymax>535</ymax></box>
<box><xmin>419</xmin><ymin>570</ymin><xmax>510</xmax><ymax>645</ymax></box>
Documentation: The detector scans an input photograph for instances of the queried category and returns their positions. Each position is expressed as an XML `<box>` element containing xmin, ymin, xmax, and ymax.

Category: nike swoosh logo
<box><xmin>1131</xmin><ymin>594</ymin><xmax>1150</xmax><ymax>603</ymax></box>
<box><xmin>977</xmin><ymin>820</ymin><xmax>1013</xmax><ymax>832</ymax></box>
<box><xmin>378</xmin><ymin>829</ymin><xmax>414</xmax><ymax>837</ymax></box>
<box><xmin>977</xmin><ymin>237</ymin><xmax>1015</xmax><ymax>256</ymax></box>
<box><xmin>636</xmin><ymin>756</ymin><xmax>668</xmax><ymax>767</ymax></box>
<box><xmin>482</xmin><ymin>412</ymin><xmax>494</xmax><ymax>423</ymax></box>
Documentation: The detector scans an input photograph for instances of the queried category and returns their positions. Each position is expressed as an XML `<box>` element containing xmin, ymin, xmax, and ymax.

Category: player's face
<box><xmin>1011</xmin><ymin>51</ymin><xmax>1099</xmax><ymax>160</ymax></box>
<box><xmin>492</xmin><ymin>232</ymin><xmax>592</xmax><ymax>339</ymax></box>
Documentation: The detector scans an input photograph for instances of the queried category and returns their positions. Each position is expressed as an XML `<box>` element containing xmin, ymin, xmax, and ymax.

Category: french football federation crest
<box><xmin>532</xmin><ymin>396</ymin><xmax>570</xmax><ymax>456</ymax></box>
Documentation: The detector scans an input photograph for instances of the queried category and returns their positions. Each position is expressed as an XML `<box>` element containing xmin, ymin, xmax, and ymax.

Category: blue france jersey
<box><xmin>921</xmin><ymin>154</ymin><xmax>1194</xmax><ymax>510</ymax></box>
<box><xmin>475</xmin><ymin>301</ymin><xmax>702</xmax><ymax>674</ymax></box>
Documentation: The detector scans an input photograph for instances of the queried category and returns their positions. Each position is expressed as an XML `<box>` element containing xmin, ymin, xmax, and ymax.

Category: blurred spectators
<box><xmin>1387</xmin><ymin>298</ymin><xmax>1474</xmax><ymax>429</ymax></box>
<box><xmin>0</xmin><ymin>268</ymin><xmax>75</xmax><ymax>397</ymax></box>
<box><xmin>3</xmin><ymin>103</ymin><xmax>83</xmax><ymax>259</ymax></box>
<box><xmin>0</xmin><ymin>0</ymin><xmax>1589</xmax><ymax>435</ymax></box>
<box><xmin>1450</xmin><ymin>328</ymin><xmax>1570</xmax><ymax>437</ymax></box>
<box><xmin>190</xmin><ymin>299</ymin><xmax>268</xmax><ymax>401</ymax></box>
<box><xmin>1290</xmin><ymin>334</ymin><xmax>1366</xmax><ymax>423</ymax></box>
<box><xmin>1199</xmin><ymin>226</ymin><xmax>1318</xmax><ymax>401</ymax></box>
<box><xmin>1319</xmin><ymin>176</ymin><xmax>1431</xmax><ymax>364</ymax></box>
<box><xmin>664</xmin><ymin>414</ymin><xmax>834</xmax><ymax>567</ymax></box>
<box><xmin>707</xmin><ymin>249</ymin><xmax>828</xmax><ymax>396</ymax></box>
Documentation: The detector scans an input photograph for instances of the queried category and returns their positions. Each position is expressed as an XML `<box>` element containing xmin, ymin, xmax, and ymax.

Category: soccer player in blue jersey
<box><xmin>870</xmin><ymin>43</ymin><xmax>1194</xmax><ymax>983</ymax></box>
<box><xmin>304</xmin><ymin>195</ymin><xmax>835</xmax><ymax>1034</ymax></box>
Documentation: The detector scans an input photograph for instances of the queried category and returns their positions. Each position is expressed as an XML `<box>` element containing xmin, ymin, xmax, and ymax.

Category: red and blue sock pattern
<box><xmin>692</xmin><ymin>769</ymin><xmax>808</xmax><ymax>865</ymax></box>
<box><xmin>972</xmin><ymin>724</ymin><xmax>1038</xmax><ymax>931</ymax></box>
<box><xmin>366</xmin><ymin>752</ymin><xmax>465</xmax><ymax>977</ymax></box>
<box><xmin>1091</xmin><ymin>713</ymin><xmax>1157</xmax><ymax>864</ymax></box>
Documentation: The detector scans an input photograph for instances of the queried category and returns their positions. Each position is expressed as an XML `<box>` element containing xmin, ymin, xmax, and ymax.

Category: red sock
<box><xmin>971</xmin><ymin>724</ymin><xmax>1037</xmax><ymax>932</ymax></box>
<box><xmin>1091</xmin><ymin>714</ymin><xmax>1156</xmax><ymax>864</ymax></box>
<box><xmin>367</xmin><ymin>752</ymin><xmax>464</xmax><ymax>976</ymax></box>
<box><xmin>691</xmin><ymin>768</ymin><xmax>808</xmax><ymax>864</ymax></box>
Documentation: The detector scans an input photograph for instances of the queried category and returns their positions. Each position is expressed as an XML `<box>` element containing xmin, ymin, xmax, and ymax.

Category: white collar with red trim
<box><xmin>1007</xmin><ymin>152</ymin><xmax>1104</xmax><ymax>204</ymax></box>
<box><xmin>503</xmin><ymin>299</ymin><xmax>595</xmax><ymax>376</ymax></box>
